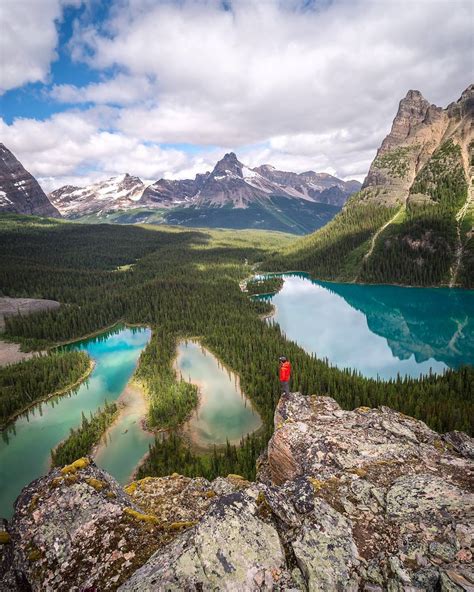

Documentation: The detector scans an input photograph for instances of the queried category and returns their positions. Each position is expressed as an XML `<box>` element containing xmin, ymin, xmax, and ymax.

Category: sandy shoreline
<box><xmin>92</xmin><ymin>379</ymin><xmax>154</xmax><ymax>460</ymax></box>
<box><xmin>0</xmin><ymin>340</ymin><xmax>40</xmax><ymax>367</ymax></box>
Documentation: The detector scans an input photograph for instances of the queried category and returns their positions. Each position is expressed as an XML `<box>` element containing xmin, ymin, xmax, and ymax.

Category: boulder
<box><xmin>2</xmin><ymin>394</ymin><xmax>473</xmax><ymax>591</ymax></box>
<box><xmin>2</xmin><ymin>458</ymin><xmax>248</xmax><ymax>591</ymax></box>
<box><xmin>118</xmin><ymin>488</ymin><xmax>292</xmax><ymax>591</ymax></box>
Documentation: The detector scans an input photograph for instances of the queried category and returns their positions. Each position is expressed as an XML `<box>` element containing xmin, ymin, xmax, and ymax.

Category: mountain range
<box><xmin>0</xmin><ymin>147</ymin><xmax>360</xmax><ymax>234</ymax></box>
<box><xmin>3</xmin><ymin>82</ymin><xmax>471</xmax><ymax>273</ymax></box>
<box><xmin>48</xmin><ymin>152</ymin><xmax>360</xmax><ymax>233</ymax></box>
<box><xmin>267</xmin><ymin>84</ymin><xmax>473</xmax><ymax>287</ymax></box>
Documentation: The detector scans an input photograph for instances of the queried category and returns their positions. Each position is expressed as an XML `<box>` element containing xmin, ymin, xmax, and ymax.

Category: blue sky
<box><xmin>1</xmin><ymin>0</ymin><xmax>472</xmax><ymax>192</ymax></box>
<box><xmin>2</xmin><ymin>3</ymin><xmax>101</xmax><ymax>123</ymax></box>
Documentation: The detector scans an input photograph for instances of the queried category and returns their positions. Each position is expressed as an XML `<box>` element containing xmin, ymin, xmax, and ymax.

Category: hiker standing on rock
<box><xmin>279</xmin><ymin>356</ymin><xmax>291</xmax><ymax>395</ymax></box>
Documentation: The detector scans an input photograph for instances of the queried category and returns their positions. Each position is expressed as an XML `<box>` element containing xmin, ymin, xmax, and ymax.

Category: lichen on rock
<box><xmin>1</xmin><ymin>394</ymin><xmax>473</xmax><ymax>591</ymax></box>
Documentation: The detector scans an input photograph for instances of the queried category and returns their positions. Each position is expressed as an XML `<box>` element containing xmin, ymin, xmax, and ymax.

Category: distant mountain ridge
<box><xmin>0</xmin><ymin>144</ymin><xmax>59</xmax><ymax>218</ymax></box>
<box><xmin>49</xmin><ymin>174</ymin><xmax>145</xmax><ymax>217</ymax></box>
<box><xmin>0</xmin><ymin>144</ymin><xmax>360</xmax><ymax>234</ymax></box>
<box><xmin>266</xmin><ymin>84</ymin><xmax>474</xmax><ymax>286</ymax></box>
<box><xmin>49</xmin><ymin>152</ymin><xmax>360</xmax><ymax>218</ymax></box>
<box><xmin>45</xmin><ymin>152</ymin><xmax>360</xmax><ymax>234</ymax></box>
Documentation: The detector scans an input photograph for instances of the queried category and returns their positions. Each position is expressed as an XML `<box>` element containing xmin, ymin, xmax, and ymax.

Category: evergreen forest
<box><xmin>0</xmin><ymin>214</ymin><xmax>472</xmax><ymax>481</ymax></box>
<box><xmin>265</xmin><ymin>141</ymin><xmax>473</xmax><ymax>288</ymax></box>
<box><xmin>51</xmin><ymin>401</ymin><xmax>118</xmax><ymax>467</ymax></box>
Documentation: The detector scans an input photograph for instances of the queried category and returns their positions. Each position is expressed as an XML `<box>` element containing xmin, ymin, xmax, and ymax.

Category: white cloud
<box><xmin>0</xmin><ymin>0</ymin><xmax>83</xmax><ymax>93</ymax></box>
<box><xmin>2</xmin><ymin>0</ymin><xmax>472</xmax><ymax>186</ymax></box>
<box><xmin>0</xmin><ymin>111</ymin><xmax>193</xmax><ymax>191</ymax></box>
<box><xmin>63</xmin><ymin>0</ymin><xmax>472</xmax><ymax>177</ymax></box>
<box><xmin>50</xmin><ymin>73</ymin><xmax>155</xmax><ymax>105</ymax></box>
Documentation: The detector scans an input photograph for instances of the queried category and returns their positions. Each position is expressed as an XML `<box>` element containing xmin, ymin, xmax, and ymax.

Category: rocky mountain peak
<box><xmin>1</xmin><ymin>394</ymin><xmax>472</xmax><ymax>591</ymax></box>
<box><xmin>403</xmin><ymin>89</ymin><xmax>426</xmax><ymax>101</ymax></box>
<box><xmin>379</xmin><ymin>89</ymin><xmax>432</xmax><ymax>152</ymax></box>
<box><xmin>0</xmin><ymin>144</ymin><xmax>60</xmax><ymax>217</ymax></box>
<box><xmin>8</xmin><ymin>144</ymin><xmax>358</xmax><ymax>221</ymax></box>
<box><xmin>211</xmin><ymin>152</ymin><xmax>244</xmax><ymax>178</ymax></box>
<box><xmin>457</xmin><ymin>84</ymin><xmax>474</xmax><ymax>103</ymax></box>
<box><xmin>361</xmin><ymin>86</ymin><xmax>471</xmax><ymax>201</ymax></box>
<box><xmin>448</xmin><ymin>84</ymin><xmax>474</xmax><ymax>119</ymax></box>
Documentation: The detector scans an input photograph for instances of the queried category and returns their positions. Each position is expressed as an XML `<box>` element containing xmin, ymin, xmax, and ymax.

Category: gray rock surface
<box><xmin>360</xmin><ymin>85</ymin><xmax>473</xmax><ymax>207</ymax></box>
<box><xmin>119</xmin><ymin>488</ymin><xmax>291</xmax><ymax>591</ymax></box>
<box><xmin>2</xmin><ymin>394</ymin><xmax>473</xmax><ymax>591</ymax></box>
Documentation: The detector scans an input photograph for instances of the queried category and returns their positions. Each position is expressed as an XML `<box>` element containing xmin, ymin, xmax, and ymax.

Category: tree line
<box><xmin>51</xmin><ymin>401</ymin><xmax>118</xmax><ymax>466</ymax></box>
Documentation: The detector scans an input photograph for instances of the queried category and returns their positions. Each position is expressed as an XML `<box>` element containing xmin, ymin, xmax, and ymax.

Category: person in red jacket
<box><xmin>279</xmin><ymin>356</ymin><xmax>291</xmax><ymax>395</ymax></box>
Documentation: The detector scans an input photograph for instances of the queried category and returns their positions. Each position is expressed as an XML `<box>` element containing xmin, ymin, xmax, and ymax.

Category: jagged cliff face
<box><xmin>361</xmin><ymin>85</ymin><xmax>473</xmax><ymax>207</ymax></box>
<box><xmin>256</xmin><ymin>165</ymin><xmax>361</xmax><ymax>206</ymax></box>
<box><xmin>141</xmin><ymin>177</ymin><xmax>203</xmax><ymax>206</ymax></box>
<box><xmin>2</xmin><ymin>395</ymin><xmax>472</xmax><ymax>591</ymax></box>
<box><xmin>0</xmin><ymin>144</ymin><xmax>59</xmax><ymax>218</ymax></box>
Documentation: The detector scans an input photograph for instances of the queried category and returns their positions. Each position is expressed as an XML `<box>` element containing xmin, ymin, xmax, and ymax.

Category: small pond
<box><xmin>175</xmin><ymin>341</ymin><xmax>262</xmax><ymax>448</ymax></box>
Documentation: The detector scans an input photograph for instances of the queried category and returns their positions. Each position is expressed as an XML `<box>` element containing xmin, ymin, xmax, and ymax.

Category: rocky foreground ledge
<box><xmin>1</xmin><ymin>394</ymin><xmax>473</xmax><ymax>591</ymax></box>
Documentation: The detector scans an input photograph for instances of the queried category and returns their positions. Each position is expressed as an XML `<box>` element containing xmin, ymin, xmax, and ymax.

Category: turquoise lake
<box><xmin>176</xmin><ymin>341</ymin><xmax>262</xmax><ymax>448</ymax></box>
<box><xmin>0</xmin><ymin>325</ymin><xmax>151</xmax><ymax>519</ymax></box>
<box><xmin>256</xmin><ymin>274</ymin><xmax>474</xmax><ymax>379</ymax></box>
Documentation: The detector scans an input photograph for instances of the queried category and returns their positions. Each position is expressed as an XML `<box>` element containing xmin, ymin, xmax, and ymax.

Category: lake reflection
<box><xmin>176</xmin><ymin>341</ymin><xmax>262</xmax><ymax>448</ymax></box>
<box><xmin>257</xmin><ymin>275</ymin><xmax>473</xmax><ymax>379</ymax></box>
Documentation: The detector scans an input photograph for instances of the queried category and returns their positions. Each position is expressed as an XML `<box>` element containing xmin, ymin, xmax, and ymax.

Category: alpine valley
<box><xmin>0</xmin><ymin>85</ymin><xmax>473</xmax><ymax>592</ymax></box>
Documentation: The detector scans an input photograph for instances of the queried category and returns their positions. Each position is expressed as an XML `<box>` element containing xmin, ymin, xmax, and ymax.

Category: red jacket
<box><xmin>279</xmin><ymin>361</ymin><xmax>291</xmax><ymax>382</ymax></box>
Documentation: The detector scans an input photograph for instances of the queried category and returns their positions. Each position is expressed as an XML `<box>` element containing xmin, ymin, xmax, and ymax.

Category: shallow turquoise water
<box><xmin>176</xmin><ymin>341</ymin><xmax>262</xmax><ymax>447</ymax></box>
<box><xmin>0</xmin><ymin>325</ymin><xmax>151</xmax><ymax>519</ymax></box>
<box><xmin>257</xmin><ymin>274</ymin><xmax>473</xmax><ymax>379</ymax></box>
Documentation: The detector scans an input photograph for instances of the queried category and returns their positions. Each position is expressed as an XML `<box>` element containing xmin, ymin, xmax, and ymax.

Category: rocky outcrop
<box><xmin>0</xmin><ymin>144</ymin><xmax>59</xmax><ymax>217</ymax></box>
<box><xmin>261</xmin><ymin>394</ymin><xmax>474</xmax><ymax>591</ymax></box>
<box><xmin>0</xmin><ymin>459</ymin><xmax>252</xmax><ymax>591</ymax></box>
<box><xmin>119</xmin><ymin>488</ymin><xmax>292</xmax><ymax>591</ymax></box>
<box><xmin>2</xmin><ymin>395</ymin><xmax>473</xmax><ymax>591</ymax></box>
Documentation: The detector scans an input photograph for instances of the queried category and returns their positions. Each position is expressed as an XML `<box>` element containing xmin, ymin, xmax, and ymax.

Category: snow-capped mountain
<box><xmin>49</xmin><ymin>174</ymin><xmax>145</xmax><ymax>217</ymax></box>
<box><xmin>0</xmin><ymin>144</ymin><xmax>59</xmax><ymax>217</ymax></box>
<box><xmin>49</xmin><ymin>152</ymin><xmax>360</xmax><ymax>218</ymax></box>
<box><xmin>193</xmin><ymin>152</ymin><xmax>360</xmax><ymax>207</ymax></box>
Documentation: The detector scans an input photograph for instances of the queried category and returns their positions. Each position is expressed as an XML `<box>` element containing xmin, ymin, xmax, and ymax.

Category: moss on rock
<box><xmin>60</xmin><ymin>457</ymin><xmax>91</xmax><ymax>475</ymax></box>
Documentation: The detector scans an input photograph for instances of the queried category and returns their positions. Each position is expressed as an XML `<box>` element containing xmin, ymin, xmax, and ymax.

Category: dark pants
<box><xmin>280</xmin><ymin>380</ymin><xmax>290</xmax><ymax>395</ymax></box>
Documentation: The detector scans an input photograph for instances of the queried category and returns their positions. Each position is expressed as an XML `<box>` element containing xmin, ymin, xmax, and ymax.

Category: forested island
<box><xmin>0</xmin><ymin>350</ymin><xmax>91</xmax><ymax>427</ymax></box>
<box><xmin>0</xmin><ymin>214</ymin><xmax>472</xmax><ymax>482</ymax></box>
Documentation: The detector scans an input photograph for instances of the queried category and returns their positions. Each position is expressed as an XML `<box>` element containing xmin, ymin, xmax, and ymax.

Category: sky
<box><xmin>0</xmin><ymin>0</ymin><xmax>472</xmax><ymax>193</ymax></box>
